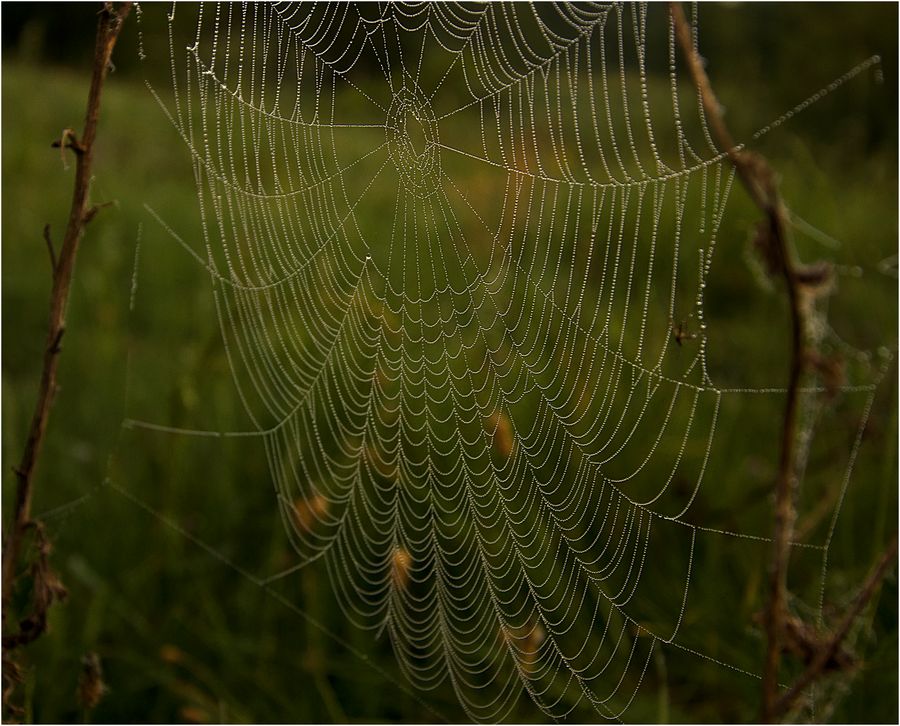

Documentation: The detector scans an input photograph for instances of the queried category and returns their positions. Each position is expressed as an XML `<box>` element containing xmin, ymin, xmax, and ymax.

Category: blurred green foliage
<box><xmin>2</xmin><ymin>3</ymin><xmax>897</xmax><ymax>723</ymax></box>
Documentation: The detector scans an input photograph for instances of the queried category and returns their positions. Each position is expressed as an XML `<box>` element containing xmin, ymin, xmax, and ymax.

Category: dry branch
<box><xmin>1</xmin><ymin>0</ymin><xmax>131</xmax><ymax>708</ymax></box>
<box><xmin>670</xmin><ymin>5</ymin><xmax>805</xmax><ymax>715</ymax></box>
<box><xmin>670</xmin><ymin>3</ymin><xmax>893</xmax><ymax>722</ymax></box>
<box><xmin>774</xmin><ymin>534</ymin><xmax>898</xmax><ymax>718</ymax></box>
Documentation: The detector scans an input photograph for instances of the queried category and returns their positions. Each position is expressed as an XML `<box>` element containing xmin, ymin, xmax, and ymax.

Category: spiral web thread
<box><xmin>121</xmin><ymin>2</ymin><xmax>890</xmax><ymax>721</ymax></box>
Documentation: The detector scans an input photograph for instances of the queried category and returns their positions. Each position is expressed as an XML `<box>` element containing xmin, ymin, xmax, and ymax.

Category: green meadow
<box><xmin>2</xmin><ymin>4</ymin><xmax>896</xmax><ymax>723</ymax></box>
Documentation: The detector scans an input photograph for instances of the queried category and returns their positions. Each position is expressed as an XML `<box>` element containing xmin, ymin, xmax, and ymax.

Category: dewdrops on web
<box><xmin>500</xmin><ymin>621</ymin><xmax>546</xmax><ymax>676</ymax></box>
<box><xmin>365</xmin><ymin>444</ymin><xmax>396</xmax><ymax>481</ymax></box>
<box><xmin>138</xmin><ymin>2</ymin><xmax>892</xmax><ymax>721</ymax></box>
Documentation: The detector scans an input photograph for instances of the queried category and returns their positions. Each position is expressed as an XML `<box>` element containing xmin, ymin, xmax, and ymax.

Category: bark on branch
<box><xmin>775</xmin><ymin>534</ymin><xmax>898</xmax><ymax>718</ymax></box>
<box><xmin>669</xmin><ymin>7</ymin><xmax>803</xmax><ymax>716</ymax></box>
<box><xmin>1</xmin><ymin>0</ymin><xmax>132</xmax><ymax>699</ymax></box>
<box><xmin>669</xmin><ymin>3</ymin><xmax>892</xmax><ymax>722</ymax></box>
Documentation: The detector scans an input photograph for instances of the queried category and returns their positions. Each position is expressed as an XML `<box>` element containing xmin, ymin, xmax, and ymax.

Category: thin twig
<box><xmin>669</xmin><ymin>4</ymin><xmax>819</xmax><ymax>721</ymax></box>
<box><xmin>1</xmin><ymin>0</ymin><xmax>132</xmax><ymax>688</ymax></box>
<box><xmin>774</xmin><ymin>535</ymin><xmax>898</xmax><ymax>718</ymax></box>
<box><xmin>669</xmin><ymin>3</ymin><xmax>765</xmax><ymax>209</ymax></box>
<box><xmin>83</xmin><ymin>200</ymin><xmax>115</xmax><ymax>226</ymax></box>
<box><xmin>42</xmin><ymin>224</ymin><xmax>57</xmax><ymax>271</ymax></box>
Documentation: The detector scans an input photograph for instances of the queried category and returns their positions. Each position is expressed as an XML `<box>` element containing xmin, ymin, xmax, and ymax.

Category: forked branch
<box><xmin>1</xmin><ymin>0</ymin><xmax>132</xmax><ymax>704</ymax></box>
<box><xmin>670</xmin><ymin>3</ymin><xmax>895</xmax><ymax>722</ymax></box>
<box><xmin>775</xmin><ymin>534</ymin><xmax>898</xmax><ymax>718</ymax></box>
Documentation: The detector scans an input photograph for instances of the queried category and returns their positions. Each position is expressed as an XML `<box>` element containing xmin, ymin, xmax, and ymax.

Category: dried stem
<box><xmin>670</xmin><ymin>4</ymin><xmax>800</xmax><ymax>713</ymax></box>
<box><xmin>669</xmin><ymin>3</ymin><xmax>865</xmax><ymax>722</ymax></box>
<box><xmin>2</xmin><ymin>0</ymin><xmax>131</xmax><ymax>676</ymax></box>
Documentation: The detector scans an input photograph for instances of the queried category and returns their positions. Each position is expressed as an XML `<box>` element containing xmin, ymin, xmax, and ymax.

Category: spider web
<box><xmin>107</xmin><ymin>2</ymin><xmax>893</xmax><ymax>721</ymax></box>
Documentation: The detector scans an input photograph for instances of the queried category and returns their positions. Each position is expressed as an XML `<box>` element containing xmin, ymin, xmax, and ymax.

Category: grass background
<box><xmin>2</xmin><ymin>3</ymin><xmax>897</xmax><ymax>723</ymax></box>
